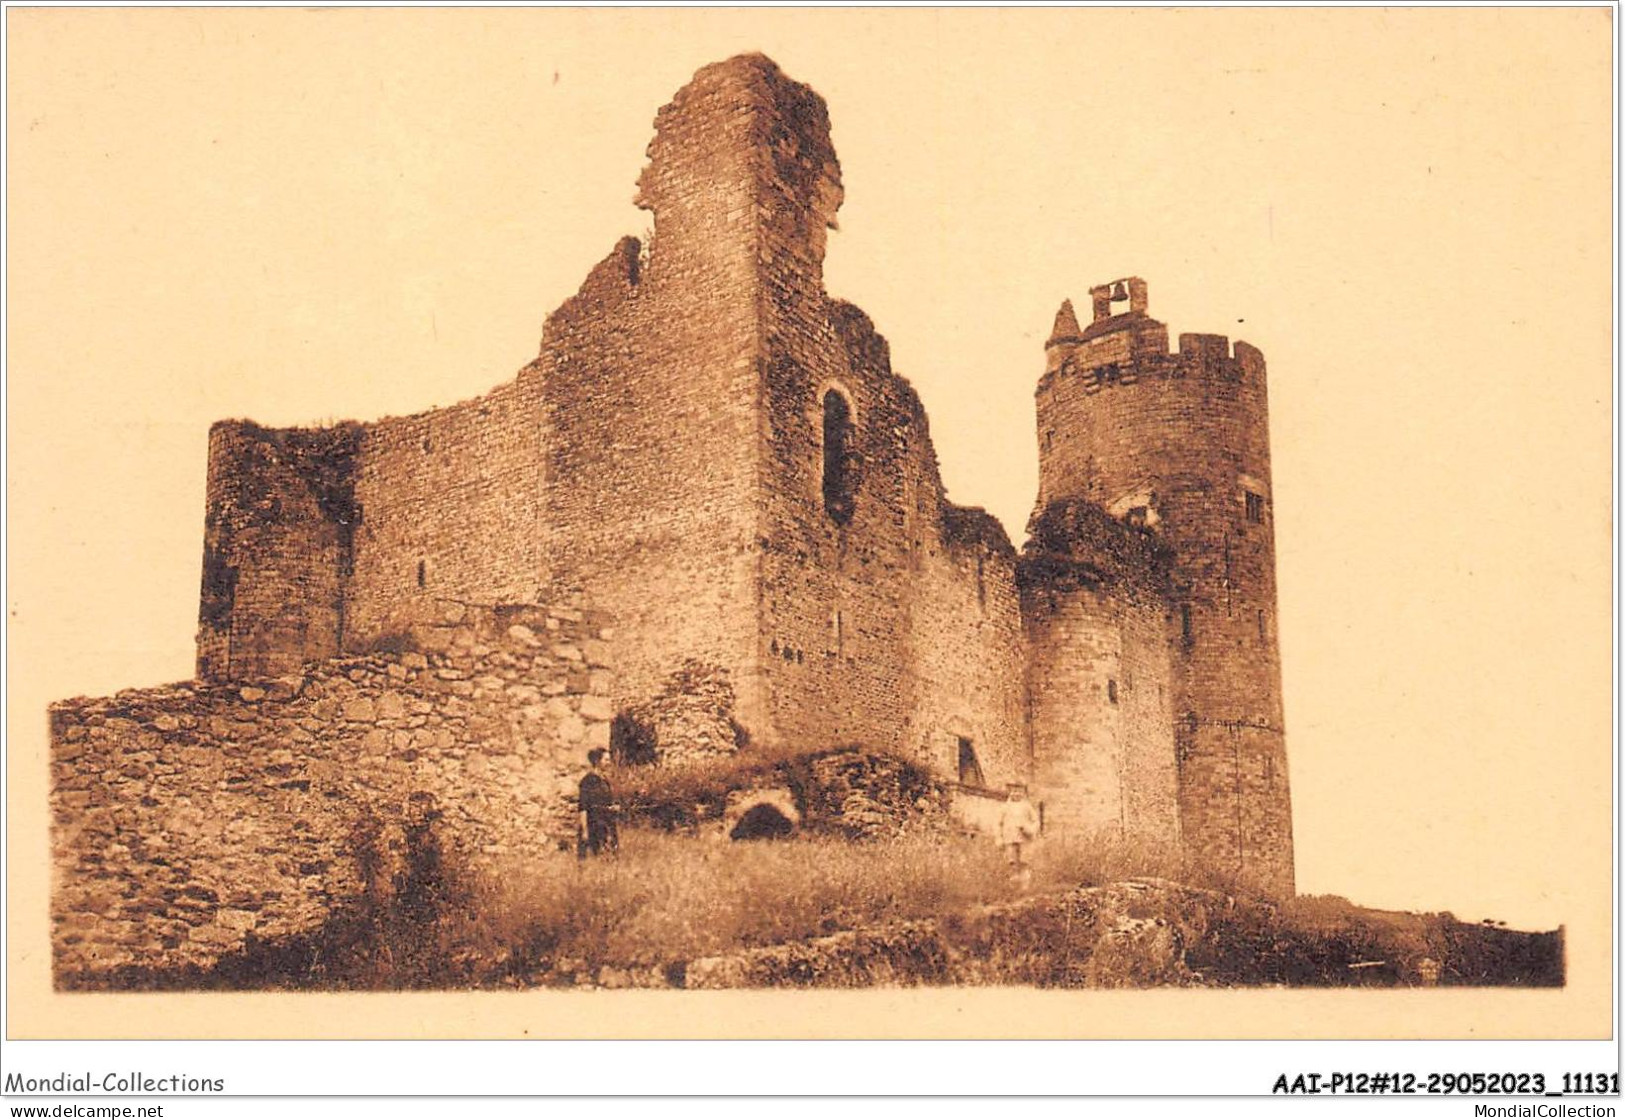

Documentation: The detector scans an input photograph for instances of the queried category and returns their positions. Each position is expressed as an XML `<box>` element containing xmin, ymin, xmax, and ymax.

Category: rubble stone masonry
<box><xmin>53</xmin><ymin>602</ymin><xmax>611</xmax><ymax>985</ymax></box>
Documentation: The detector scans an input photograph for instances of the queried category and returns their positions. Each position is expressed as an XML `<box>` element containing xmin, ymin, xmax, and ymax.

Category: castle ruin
<box><xmin>50</xmin><ymin>54</ymin><xmax>1293</xmax><ymax>983</ymax></box>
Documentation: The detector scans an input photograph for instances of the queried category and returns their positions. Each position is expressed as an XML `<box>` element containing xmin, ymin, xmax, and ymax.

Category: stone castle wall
<box><xmin>168</xmin><ymin>56</ymin><xmax>1296</xmax><ymax>912</ymax></box>
<box><xmin>53</xmin><ymin>602</ymin><xmax>612</xmax><ymax>986</ymax></box>
<box><xmin>194</xmin><ymin>55</ymin><xmax>1033</xmax><ymax>797</ymax></box>
<box><xmin>534</xmin><ymin>58</ymin><xmax>767</xmax><ymax>722</ymax></box>
<box><xmin>1020</xmin><ymin>501</ymin><xmax>1179</xmax><ymax>841</ymax></box>
<box><xmin>908</xmin><ymin>509</ymin><xmax>1028</xmax><ymax>788</ymax></box>
<box><xmin>740</xmin><ymin>65</ymin><xmax>1028</xmax><ymax>789</ymax></box>
<box><xmin>345</xmin><ymin>372</ymin><xmax>548</xmax><ymax>647</ymax></box>
<box><xmin>200</xmin><ymin>370</ymin><xmax>548</xmax><ymax>672</ymax></box>
<box><xmin>743</xmin><ymin>71</ymin><xmax>916</xmax><ymax>762</ymax></box>
<box><xmin>754</xmin><ymin>298</ymin><xmax>916</xmax><ymax>764</ymax></box>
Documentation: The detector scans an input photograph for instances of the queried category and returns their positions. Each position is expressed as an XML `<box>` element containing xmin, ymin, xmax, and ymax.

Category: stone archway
<box><xmin>730</xmin><ymin>803</ymin><xmax>795</xmax><ymax>840</ymax></box>
<box><xmin>723</xmin><ymin>787</ymin><xmax>801</xmax><ymax>841</ymax></box>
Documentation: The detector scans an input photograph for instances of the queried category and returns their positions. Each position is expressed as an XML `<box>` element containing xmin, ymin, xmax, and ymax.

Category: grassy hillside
<box><xmin>74</xmin><ymin>748</ymin><xmax>1561</xmax><ymax>991</ymax></box>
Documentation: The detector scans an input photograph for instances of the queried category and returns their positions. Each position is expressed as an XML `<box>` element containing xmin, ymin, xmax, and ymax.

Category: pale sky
<box><xmin>7</xmin><ymin>8</ymin><xmax>1613</xmax><ymax>941</ymax></box>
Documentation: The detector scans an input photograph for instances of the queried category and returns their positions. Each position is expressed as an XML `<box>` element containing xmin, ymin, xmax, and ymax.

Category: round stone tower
<box><xmin>1020</xmin><ymin>497</ymin><xmax>1180</xmax><ymax>845</ymax></box>
<box><xmin>1031</xmin><ymin>278</ymin><xmax>1294</xmax><ymax>896</ymax></box>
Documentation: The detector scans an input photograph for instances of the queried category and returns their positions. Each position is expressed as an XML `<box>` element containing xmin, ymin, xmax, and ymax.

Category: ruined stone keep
<box><xmin>51</xmin><ymin>53</ymin><xmax>1293</xmax><ymax>982</ymax></box>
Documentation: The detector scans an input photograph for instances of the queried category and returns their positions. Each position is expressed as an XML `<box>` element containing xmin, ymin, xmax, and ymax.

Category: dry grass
<box><xmin>458</xmin><ymin>829</ymin><xmax>1000</xmax><ymax>972</ymax></box>
<box><xmin>190</xmin><ymin>824</ymin><xmax>1562</xmax><ymax>990</ymax></box>
<box><xmin>446</xmin><ymin>825</ymin><xmax>1195</xmax><ymax>978</ymax></box>
<box><xmin>1026</xmin><ymin>830</ymin><xmax>1190</xmax><ymax>892</ymax></box>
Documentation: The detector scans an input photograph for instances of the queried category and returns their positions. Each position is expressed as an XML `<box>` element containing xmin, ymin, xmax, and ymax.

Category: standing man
<box><xmin>577</xmin><ymin>748</ymin><xmax>619</xmax><ymax>859</ymax></box>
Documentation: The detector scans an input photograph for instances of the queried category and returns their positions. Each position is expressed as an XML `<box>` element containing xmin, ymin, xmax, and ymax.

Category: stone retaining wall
<box><xmin>50</xmin><ymin>599</ymin><xmax>613</xmax><ymax>987</ymax></box>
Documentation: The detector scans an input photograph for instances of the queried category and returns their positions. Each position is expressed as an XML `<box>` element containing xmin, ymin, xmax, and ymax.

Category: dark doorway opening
<box><xmin>610</xmin><ymin>711</ymin><xmax>658</xmax><ymax>767</ymax></box>
<box><xmin>958</xmin><ymin>737</ymin><xmax>985</xmax><ymax>788</ymax></box>
<box><xmin>730</xmin><ymin>803</ymin><xmax>795</xmax><ymax>841</ymax></box>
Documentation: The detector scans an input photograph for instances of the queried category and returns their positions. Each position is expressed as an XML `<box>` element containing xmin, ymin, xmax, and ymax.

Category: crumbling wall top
<box><xmin>633</xmin><ymin>52</ymin><xmax>843</xmax><ymax>258</ymax></box>
<box><xmin>942</xmin><ymin>503</ymin><xmax>1017</xmax><ymax>560</ymax></box>
<box><xmin>1020</xmin><ymin>497</ymin><xmax>1172</xmax><ymax>601</ymax></box>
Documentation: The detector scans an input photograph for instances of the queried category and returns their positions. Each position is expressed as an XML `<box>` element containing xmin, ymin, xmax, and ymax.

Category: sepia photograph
<box><xmin>4</xmin><ymin>5</ymin><xmax>1613</xmax><ymax>1061</ymax></box>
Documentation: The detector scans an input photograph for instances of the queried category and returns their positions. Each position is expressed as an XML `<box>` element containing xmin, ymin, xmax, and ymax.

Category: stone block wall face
<box><xmin>744</xmin><ymin>61</ymin><xmax>911</xmax><ymax>758</ymax></box>
<box><xmin>344</xmin><ymin>373</ymin><xmax>546</xmax><ymax>647</ymax></box>
<box><xmin>53</xmin><ymin>603</ymin><xmax>612</xmax><ymax>986</ymax></box>
<box><xmin>738</xmin><ymin>58</ymin><xmax>1027</xmax><ymax>784</ymax></box>
<box><xmin>202</xmin><ymin>369</ymin><xmax>547</xmax><ymax>679</ymax></box>
<box><xmin>197</xmin><ymin>421</ymin><xmax>359</xmax><ymax>682</ymax></box>
<box><xmin>1114</xmin><ymin>594</ymin><xmax>1181</xmax><ymax>842</ymax></box>
<box><xmin>754</xmin><ymin>377</ymin><xmax>1029</xmax><ymax>787</ymax></box>
<box><xmin>1020</xmin><ymin>504</ymin><xmax>1179</xmax><ymax>842</ymax></box>
<box><xmin>1036</xmin><ymin>315</ymin><xmax>1293</xmax><ymax>895</ymax></box>
<box><xmin>755</xmin><ymin>304</ymin><xmax>916</xmax><ymax>758</ymax></box>
<box><xmin>1023</xmin><ymin>582</ymin><xmax>1179</xmax><ymax>840</ymax></box>
<box><xmin>534</xmin><ymin>60</ymin><xmax>770</xmax><ymax>728</ymax></box>
<box><xmin>908</xmin><ymin>519</ymin><xmax>1028</xmax><ymax>790</ymax></box>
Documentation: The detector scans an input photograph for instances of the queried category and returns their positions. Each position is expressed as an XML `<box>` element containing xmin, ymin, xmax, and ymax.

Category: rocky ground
<box><xmin>543</xmin><ymin>879</ymin><xmax>1564</xmax><ymax>990</ymax></box>
<box><xmin>121</xmin><ymin>871</ymin><xmax>1559</xmax><ymax>992</ymax></box>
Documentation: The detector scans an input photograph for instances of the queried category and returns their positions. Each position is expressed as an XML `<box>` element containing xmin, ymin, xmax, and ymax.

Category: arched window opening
<box><xmin>822</xmin><ymin>389</ymin><xmax>856</xmax><ymax>526</ymax></box>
